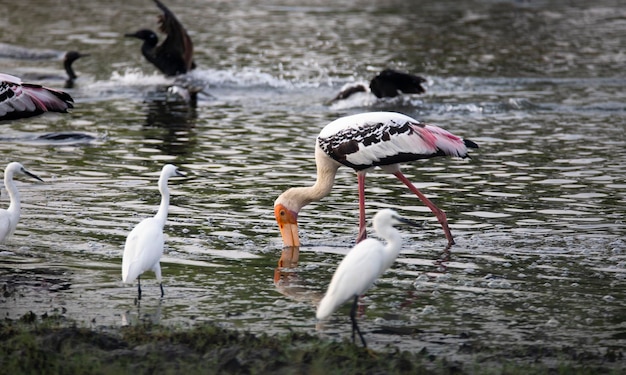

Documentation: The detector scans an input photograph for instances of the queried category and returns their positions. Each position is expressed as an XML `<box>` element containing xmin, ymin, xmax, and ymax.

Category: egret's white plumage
<box><xmin>121</xmin><ymin>164</ymin><xmax>184</xmax><ymax>300</ymax></box>
<box><xmin>316</xmin><ymin>209</ymin><xmax>420</xmax><ymax>347</ymax></box>
<box><xmin>274</xmin><ymin>111</ymin><xmax>478</xmax><ymax>248</ymax></box>
<box><xmin>0</xmin><ymin>162</ymin><xmax>43</xmax><ymax>243</ymax></box>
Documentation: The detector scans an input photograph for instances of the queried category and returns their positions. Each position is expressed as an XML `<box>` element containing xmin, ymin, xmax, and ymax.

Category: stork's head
<box><xmin>274</xmin><ymin>201</ymin><xmax>300</xmax><ymax>248</ymax></box>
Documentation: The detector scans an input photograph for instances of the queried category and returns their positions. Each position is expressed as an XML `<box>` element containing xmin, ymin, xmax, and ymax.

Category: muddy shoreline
<box><xmin>1</xmin><ymin>310</ymin><xmax>623</xmax><ymax>375</ymax></box>
<box><xmin>1</xmin><ymin>268</ymin><xmax>625</xmax><ymax>374</ymax></box>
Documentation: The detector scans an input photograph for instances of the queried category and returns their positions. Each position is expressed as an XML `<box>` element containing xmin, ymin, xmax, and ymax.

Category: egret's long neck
<box><xmin>378</xmin><ymin>226</ymin><xmax>404</xmax><ymax>272</ymax></box>
<box><xmin>5</xmin><ymin>171</ymin><xmax>20</xmax><ymax>221</ymax></box>
<box><xmin>154</xmin><ymin>175</ymin><xmax>170</xmax><ymax>226</ymax></box>
<box><xmin>278</xmin><ymin>146</ymin><xmax>341</xmax><ymax>212</ymax></box>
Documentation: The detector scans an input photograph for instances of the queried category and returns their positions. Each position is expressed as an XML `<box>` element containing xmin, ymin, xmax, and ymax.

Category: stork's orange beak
<box><xmin>274</xmin><ymin>203</ymin><xmax>300</xmax><ymax>248</ymax></box>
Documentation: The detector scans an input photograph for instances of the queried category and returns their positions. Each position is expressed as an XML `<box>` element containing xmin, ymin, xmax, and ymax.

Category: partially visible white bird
<box><xmin>0</xmin><ymin>73</ymin><xmax>74</xmax><ymax>121</ymax></box>
<box><xmin>0</xmin><ymin>162</ymin><xmax>43</xmax><ymax>243</ymax></box>
<box><xmin>316</xmin><ymin>209</ymin><xmax>420</xmax><ymax>347</ymax></box>
<box><xmin>122</xmin><ymin>164</ymin><xmax>184</xmax><ymax>300</ymax></box>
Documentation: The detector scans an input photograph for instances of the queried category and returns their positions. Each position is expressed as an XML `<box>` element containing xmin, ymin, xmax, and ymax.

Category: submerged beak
<box><xmin>274</xmin><ymin>203</ymin><xmax>300</xmax><ymax>248</ymax></box>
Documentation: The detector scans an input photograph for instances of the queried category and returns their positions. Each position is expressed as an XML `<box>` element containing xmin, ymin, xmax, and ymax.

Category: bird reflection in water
<box><xmin>121</xmin><ymin>298</ymin><xmax>163</xmax><ymax>326</ymax></box>
<box><xmin>143</xmin><ymin>88</ymin><xmax>199</xmax><ymax>157</ymax></box>
<box><xmin>286</xmin><ymin>243</ymin><xmax>362</xmax><ymax>338</ymax></box>
<box><xmin>274</xmin><ymin>246</ymin><xmax>301</xmax><ymax>294</ymax></box>
<box><xmin>273</xmin><ymin>246</ymin><xmax>324</xmax><ymax>307</ymax></box>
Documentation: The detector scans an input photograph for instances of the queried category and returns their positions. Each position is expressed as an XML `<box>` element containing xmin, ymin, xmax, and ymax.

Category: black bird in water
<box><xmin>0</xmin><ymin>73</ymin><xmax>73</xmax><ymax>121</ymax></box>
<box><xmin>327</xmin><ymin>69</ymin><xmax>427</xmax><ymax>104</ymax></box>
<box><xmin>0</xmin><ymin>44</ymin><xmax>88</xmax><ymax>88</ymax></box>
<box><xmin>63</xmin><ymin>51</ymin><xmax>89</xmax><ymax>88</ymax></box>
<box><xmin>125</xmin><ymin>0</ymin><xmax>195</xmax><ymax>76</ymax></box>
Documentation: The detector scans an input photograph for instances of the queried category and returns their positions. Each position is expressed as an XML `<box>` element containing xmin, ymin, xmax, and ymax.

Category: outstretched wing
<box><xmin>0</xmin><ymin>73</ymin><xmax>74</xmax><ymax>121</ymax></box>
<box><xmin>154</xmin><ymin>0</ymin><xmax>194</xmax><ymax>74</ymax></box>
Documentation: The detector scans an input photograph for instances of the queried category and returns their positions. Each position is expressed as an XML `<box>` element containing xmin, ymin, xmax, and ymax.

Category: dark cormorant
<box><xmin>327</xmin><ymin>69</ymin><xmax>427</xmax><ymax>104</ymax></box>
<box><xmin>125</xmin><ymin>0</ymin><xmax>195</xmax><ymax>76</ymax></box>
<box><xmin>63</xmin><ymin>51</ymin><xmax>89</xmax><ymax>88</ymax></box>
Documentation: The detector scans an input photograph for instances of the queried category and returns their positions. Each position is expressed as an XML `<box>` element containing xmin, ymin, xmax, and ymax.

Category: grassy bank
<box><xmin>0</xmin><ymin>312</ymin><xmax>622</xmax><ymax>374</ymax></box>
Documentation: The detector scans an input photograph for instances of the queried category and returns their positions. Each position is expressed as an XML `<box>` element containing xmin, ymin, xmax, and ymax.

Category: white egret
<box><xmin>0</xmin><ymin>162</ymin><xmax>43</xmax><ymax>243</ymax></box>
<box><xmin>122</xmin><ymin>164</ymin><xmax>184</xmax><ymax>300</ymax></box>
<box><xmin>316</xmin><ymin>208</ymin><xmax>420</xmax><ymax>347</ymax></box>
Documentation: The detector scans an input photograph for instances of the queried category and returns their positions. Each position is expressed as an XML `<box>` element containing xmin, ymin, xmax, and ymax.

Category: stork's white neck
<box><xmin>275</xmin><ymin>145</ymin><xmax>342</xmax><ymax>212</ymax></box>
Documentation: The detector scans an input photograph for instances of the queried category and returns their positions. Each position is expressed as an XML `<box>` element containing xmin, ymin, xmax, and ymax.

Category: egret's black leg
<box><xmin>137</xmin><ymin>276</ymin><xmax>142</xmax><ymax>301</ymax></box>
<box><xmin>160</xmin><ymin>282</ymin><xmax>164</xmax><ymax>298</ymax></box>
<box><xmin>350</xmin><ymin>295</ymin><xmax>367</xmax><ymax>347</ymax></box>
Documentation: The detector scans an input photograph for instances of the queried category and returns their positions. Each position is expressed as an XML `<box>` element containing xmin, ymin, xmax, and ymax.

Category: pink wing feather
<box><xmin>1</xmin><ymin>73</ymin><xmax>74</xmax><ymax>121</ymax></box>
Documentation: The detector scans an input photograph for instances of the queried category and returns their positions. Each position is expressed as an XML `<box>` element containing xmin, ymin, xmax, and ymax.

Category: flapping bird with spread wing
<box><xmin>327</xmin><ymin>69</ymin><xmax>426</xmax><ymax>104</ymax></box>
<box><xmin>125</xmin><ymin>0</ymin><xmax>195</xmax><ymax>76</ymax></box>
<box><xmin>0</xmin><ymin>73</ymin><xmax>73</xmax><ymax>121</ymax></box>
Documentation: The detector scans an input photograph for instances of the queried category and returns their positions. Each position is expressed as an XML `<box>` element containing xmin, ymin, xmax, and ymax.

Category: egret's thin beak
<box><xmin>274</xmin><ymin>204</ymin><xmax>300</xmax><ymax>248</ymax></box>
<box><xmin>397</xmin><ymin>216</ymin><xmax>422</xmax><ymax>228</ymax></box>
<box><xmin>23</xmin><ymin>168</ymin><xmax>43</xmax><ymax>183</ymax></box>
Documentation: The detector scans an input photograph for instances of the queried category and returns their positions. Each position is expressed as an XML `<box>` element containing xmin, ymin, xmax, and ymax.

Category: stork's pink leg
<box><xmin>356</xmin><ymin>173</ymin><xmax>367</xmax><ymax>243</ymax></box>
<box><xmin>393</xmin><ymin>171</ymin><xmax>455</xmax><ymax>246</ymax></box>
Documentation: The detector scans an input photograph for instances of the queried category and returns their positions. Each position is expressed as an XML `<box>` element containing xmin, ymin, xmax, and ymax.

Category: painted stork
<box><xmin>274</xmin><ymin>111</ymin><xmax>478</xmax><ymax>248</ymax></box>
<box><xmin>0</xmin><ymin>73</ymin><xmax>74</xmax><ymax>121</ymax></box>
<box><xmin>327</xmin><ymin>69</ymin><xmax>427</xmax><ymax>104</ymax></box>
<box><xmin>122</xmin><ymin>164</ymin><xmax>185</xmax><ymax>300</ymax></box>
<box><xmin>0</xmin><ymin>162</ymin><xmax>44</xmax><ymax>243</ymax></box>
<box><xmin>125</xmin><ymin>0</ymin><xmax>195</xmax><ymax>76</ymax></box>
<box><xmin>316</xmin><ymin>208</ymin><xmax>420</xmax><ymax>347</ymax></box>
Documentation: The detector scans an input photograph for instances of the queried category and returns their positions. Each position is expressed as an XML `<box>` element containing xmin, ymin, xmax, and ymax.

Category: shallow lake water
<box><xmin>1</xmin><ymin>0</ymin><xmax>625</xmax><ymax>362</ymax></box>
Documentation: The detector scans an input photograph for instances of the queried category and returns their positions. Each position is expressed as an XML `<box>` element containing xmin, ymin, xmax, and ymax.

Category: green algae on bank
<box><xmin>1</xmin><ymin>312</ymin><xmax>431</xmax><ymax>375</ymax></box>
<box><xmin>0</xmin><ymin>312</ymin><xmax>623</xmax><ymax>375</ymax></box>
